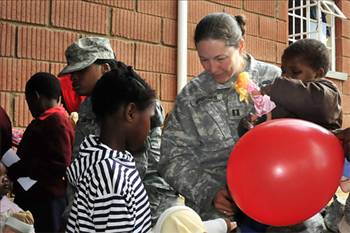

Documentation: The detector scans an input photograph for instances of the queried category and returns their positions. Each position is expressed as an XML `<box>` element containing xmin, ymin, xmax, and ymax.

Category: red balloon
<box><xmin>227</xmin><ymin>119</ymin><xmax>344</xmax><ymax>226</ymax></box>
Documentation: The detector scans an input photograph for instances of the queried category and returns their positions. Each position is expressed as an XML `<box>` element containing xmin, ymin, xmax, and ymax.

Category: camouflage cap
<box><xmin>59</xmin><ymin>37</ymin><xmax>115</xmax><ymax>76</ymax></box>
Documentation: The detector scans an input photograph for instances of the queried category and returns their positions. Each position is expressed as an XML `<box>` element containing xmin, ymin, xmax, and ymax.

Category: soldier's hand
<box><xmin>334</xmin><ymin>128</ymin><xmax>350</xmax><ymax>160</ymax></box>
<box><xmin>340</xmin><ymin>179</ymin><xmax>350</xmax><ymax>193</ymax></box>
<box><xmin>237</xmin><ymin>116</ymin><xmax>254</xmax><ymax>137</ymax></box>
<box><xmin>213</xmin><ymin>188</ymin><xmax>235</xmax><ymax>217</ymax></box>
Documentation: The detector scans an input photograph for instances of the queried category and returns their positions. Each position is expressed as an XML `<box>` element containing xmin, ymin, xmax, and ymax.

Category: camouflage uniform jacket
<box><xmin>345</xmin><ymin>194</ymin><xmax>350</xmax><ymax>226</ymax></box>
<box><xmin>160</xmin><ymin>55</ymin><xmax>281</xmax><ymax>220</ymax></box>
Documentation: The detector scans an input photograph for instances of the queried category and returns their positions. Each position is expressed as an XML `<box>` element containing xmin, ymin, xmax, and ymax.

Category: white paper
<box><xmin>1</xmin><ymin>148</ymin><xmax>20</xmax><ymax>167</ymax></box>
<box><xmin>17</xmin><ymin>177</ymin><xmax>37</xmax><ymax>191</ymax></box>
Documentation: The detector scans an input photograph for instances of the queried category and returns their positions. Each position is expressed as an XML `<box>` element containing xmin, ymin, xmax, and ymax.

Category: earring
<box><xmin>240</xmin><ymin>57</ymin><xmax>246</xmax><ymax>72</ymax></box>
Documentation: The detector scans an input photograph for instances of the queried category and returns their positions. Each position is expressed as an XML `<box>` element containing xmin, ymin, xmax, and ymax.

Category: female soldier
<box><xmin>160</xmin><ymin>12</ymin><xmax>280</xmax><ymax>232</ymax></box>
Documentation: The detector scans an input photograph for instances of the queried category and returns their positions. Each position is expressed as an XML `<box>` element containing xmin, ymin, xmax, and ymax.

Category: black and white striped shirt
<box><xmin>66</xmin><ymin>135</ymin><xmax>152</xmax><ymax>233</ymax></box>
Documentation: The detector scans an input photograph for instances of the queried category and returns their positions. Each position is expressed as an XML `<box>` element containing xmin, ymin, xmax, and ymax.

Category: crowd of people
<box><xmin>0</xmin><ymin>12</ymin><xmax>350</xmax><ymax>233</ymax></box>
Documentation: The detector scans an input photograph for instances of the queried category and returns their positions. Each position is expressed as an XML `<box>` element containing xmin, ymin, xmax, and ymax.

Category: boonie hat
<box><xmin>59</xmin><ymin>37</ymin><xmax>115</xmax><ymax>76</ymax></box>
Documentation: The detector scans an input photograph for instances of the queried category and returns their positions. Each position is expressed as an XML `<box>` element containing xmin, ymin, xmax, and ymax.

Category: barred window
<box><xmin>288</xmin><ymin>0</ymin><xmax>346</xmax><ymax>71</ymax></box>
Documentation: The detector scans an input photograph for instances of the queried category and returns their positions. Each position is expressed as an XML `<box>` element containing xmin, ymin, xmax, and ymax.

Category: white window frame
<box><xmin>288</xmin><ymin>0</ymin><xmax>346</xmax><ymax>72</ymax></box>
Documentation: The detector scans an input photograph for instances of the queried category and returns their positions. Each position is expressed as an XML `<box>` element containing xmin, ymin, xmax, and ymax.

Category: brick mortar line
<box><xmin>2</xmin><ymin>17</ymin><xmax>286</xmax><ymax>46</ymax></box>
<box><xmin>83</xmin><ymin>0</ymin><xmax>134</xmax><ymax>10</ymax></box>
<box><xmin>207</xmin><ymin>0</ymin><xmax>242</xmax><ymax>8</ymax></box>
<box><xmin>107</xmin><ymin>7</ymin><xmax>112</xmax><ymax>36</ymax></box>
<box><xmin>0</xmin><ymin>20</ymin><xmax>107</xmax><ymax>37</ymax></box>
<box><xmin>48</xmin><ymin>0</ymin><xmax>53</xmax><ymax>27</ymax></box>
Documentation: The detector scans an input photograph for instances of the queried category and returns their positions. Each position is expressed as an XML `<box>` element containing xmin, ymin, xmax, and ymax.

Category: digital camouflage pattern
<box><xmin>345</xmin><ymin>194</ymin><xmax>350</xmax><ymax>228</ymax></box>
<box><xmin>59</xmin><ymin>37</ymin><xmax>115</xmax><ymax>76</ymax></box>
<box><xmin>160</xmin><ymin>55</ymin><xmax>281</xmax><ymax>220</ymax></box>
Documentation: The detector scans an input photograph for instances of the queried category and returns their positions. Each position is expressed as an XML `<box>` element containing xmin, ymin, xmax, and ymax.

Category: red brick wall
<box><xmin>0</xmin><ymin>0</ymin><xmax>349</xmax><ymax>128</ymax></box>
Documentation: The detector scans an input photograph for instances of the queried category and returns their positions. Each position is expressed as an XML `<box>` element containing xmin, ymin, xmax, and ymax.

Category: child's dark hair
<box><xmin>91</xmin><ymin>61</ymin><xmax>156</xmax><ymax>120</ymax></box>
<box><xmin>25</xmin><ymin>72</ymin><xmax>61</xmax><ymax>100</ymax></box>
<box><xmin>282</xmin><ymin>39</ymin><xmax>330</xmax><ymax>74</ymax></box>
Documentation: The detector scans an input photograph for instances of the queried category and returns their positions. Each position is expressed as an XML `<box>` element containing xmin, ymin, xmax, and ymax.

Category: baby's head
<box><xmin>0</xmin><ymin>162</ymin><xmax>10</xmax><ymax>197</ymax></box>
<box><xmin>153</xmin><ymin>206</ymin><xmax>206</xmax><ymax>233</ymax></box>
<box><xmin>281</xmin><ymin>39</ymin><xmax>329</xmax><ymax>81</ymax></box>
<box><xmin>91</xmin><ymin>62</ymin><xmax>156</xmax><ymax>154</ymax></box>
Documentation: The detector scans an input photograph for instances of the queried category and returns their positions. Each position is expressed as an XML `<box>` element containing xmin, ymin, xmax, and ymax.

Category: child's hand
<box><xmin>260</xmin><ymin>84</ymin><xmax>272</xmax><ymax>96</ymax></box>
<box><xmin>238</xmin><ymin>116</ymin><xmax>255</xmax><ymax>137</ymax></box>
<box><xmin>340</xmin><ymin>179</ymin><xmax>350</xmax><ymax>193</ymax></box>
<box><xmin>224</xmin><ymin>219</ymin><xmax>237</xmax><ymax>233</ymax></box>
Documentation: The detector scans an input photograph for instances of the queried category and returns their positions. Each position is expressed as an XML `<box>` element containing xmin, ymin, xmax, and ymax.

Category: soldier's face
<box><xmin>72</xmin><ymin>64</ymin><xmax>104</xmax><ymax>96</ymax></box>
<box><xmin>196</xmin><ymin>39</ymin><xmax>244</xmax><ymax>84</ymax></box>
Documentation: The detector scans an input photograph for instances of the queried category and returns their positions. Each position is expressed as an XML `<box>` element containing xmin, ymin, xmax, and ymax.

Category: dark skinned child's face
<box><xmin>126</xmin><ymin>103</ymin><xmax>155</xmax><ymax>154</ymax></box>
<box><xmin>25</xmin><ymin>91</ymin><xmax>42</xmax><ymax>118</ymax></box>
<box><xmin>281</xmin><ymin>57</ymin><xmax>323</xmax><ymax>81</ymax></box>
<box><xmin>0</xmin><ymin>163</ymin><xmax>10</xmax><ymax>196</ymax></box>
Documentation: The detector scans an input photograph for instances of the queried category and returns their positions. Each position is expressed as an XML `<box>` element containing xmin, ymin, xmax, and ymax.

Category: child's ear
<box><xmin>125</xmin><ymin>102</ymin><xmax>137</xmax><ymax>123</ymax></box>
<box><xmin>316</xmin><ymin>68</ymin><xmax>325</xmax><ymax>78</ymax></box>
<box><xmin>33</xmin><ymin>91</ymin><xmax>42</xmax><ymax>103</ymax></box>
<box><xmin>35</xmin><ymin>91</ymin><xmax>40</xmax><ymax>99</ymax></box>
<box><xmin>101</xmin><ymin>63</ymin><xmax>111</xmax><ymax>73</ymax></box>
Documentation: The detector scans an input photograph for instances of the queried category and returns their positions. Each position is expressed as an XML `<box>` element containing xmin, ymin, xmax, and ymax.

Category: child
<box><xmin>240</xmin><ymin>38</ymin><xmax>342</xmax><ymax>133</ymax></box>
<box><xmin>66</xmin><ymin>67</ymin><xmax>154</xmax><ymax>232</ymax></box>
<box><xmin>0</xmin><ymin>162</ymin><xmax>21</xmax><ymax>232</ymax></box>
<box><xmin>238</xmin><ymin>39</ymin><xmax>341</xmax><ymax>232</ymax></box>
<box><xmin>0</xmin><ymin>106</ymin><xmax>12</xmax><ymax>157</ymax></box>
<box><xmin>262</xmin><ymin>38</ymin><xmax>342</xmax><ymax>130</ymax></box>
<box><xmin>6</xmin><ymin>72</ymin><xmax>74</xmax><ymax>232</ymax></box>
<box><xmin>3</xmin><ymin>211</ymin><xmax>35</xmax><ymax>233</ymax></box>
<box><xmin>263</xmin><ymin>39</ymin><xmax>342</xmax><ymax>232</ymax></box>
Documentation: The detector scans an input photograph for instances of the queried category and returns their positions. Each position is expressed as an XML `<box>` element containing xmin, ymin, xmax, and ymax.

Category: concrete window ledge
<box><xmin>326</xmin><ymin>71</ymin><xmax>348</xmax><ymax>81</ymax></box>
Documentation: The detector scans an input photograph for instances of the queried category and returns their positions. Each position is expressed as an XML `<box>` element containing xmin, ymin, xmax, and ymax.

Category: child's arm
<box><xmin>264</xmin><ymin>77</ymin><xmax>341</xmax><ymax>127</ymax></box>
<box><xmin>203</xmin><ymin>218</ymin><xmax>237</xmax><ymax>233</ymax></box>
